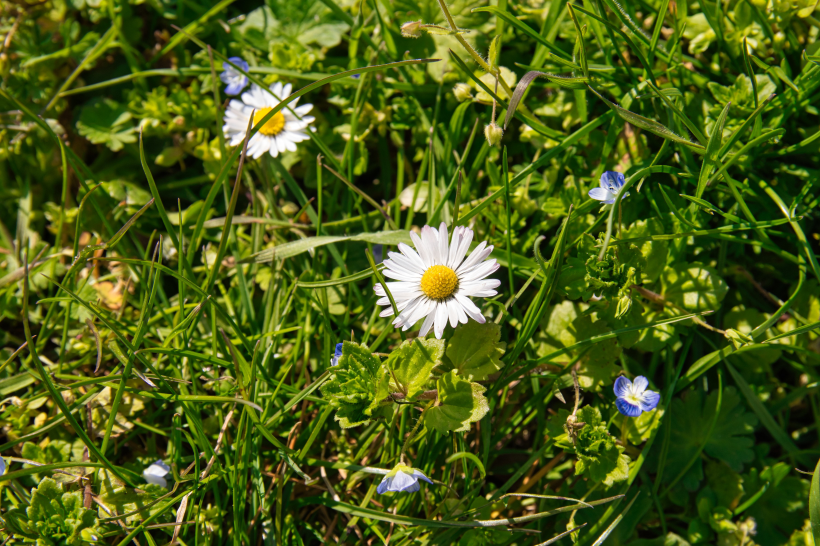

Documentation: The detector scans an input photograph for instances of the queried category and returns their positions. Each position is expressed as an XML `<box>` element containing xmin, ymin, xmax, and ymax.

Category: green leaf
<box><xmin>618</xmin><ymin>406</ymin><xmax>664</xmax><ymax>444</ymax></box>
<box><xmin>442</xmin><ymin>321</ymin><xmax>506</xmax><ymax>381</ymax></box>
<box><xmin>622</xmin><ymin>218</ymin><xmax>669</xmax><ymax>283</ymax></box>
<box><xmin>97</xmin><ymin>470</ymin><xmax>168</xmax><ymax>525</ymax></box>
<box><xmin>661</xmin><ymin>263</ymin><xmax>728</xmax><ymax>312</ymax></box>
<box><xmin>321</xmin><ymin>342</ymin><xmax>389</xmax><ymax>428</ymax></box>
<box><xmin>573</xmin><ymin>406</ymin><xmax>630</xmax><ymax>487</ymax></box>
<box><xmin>722</xmin><ymin>307</ymin><xmax>781</xmax><ymax>368</ymax></box>
<box><xmin>587</xmin><ymin>86</ymin><xmax>705</xmax><ymax>153</ymax></box>
<box><xmin>696</xmin><ymin>101</ymin><xmax>729</xmax><ymax>199</ymax></box>
<box><xmin>745</xmin><ymin>462</ymin><xmax>810</xmax><ymax>544</ymax></box>
<box><xmin>811</xmin><ymin>457</ymin><xmax>820</xmax><ymax>545</ymax></box>
<box><xmin>76</xmin><ymin>98</ymin><xmax>136</xmax><ymax>152</ymax></box>
<box><xmin>9</xmin><ymin>477</ymin><xmax>101</xmax><ymax>545</ymax></box>
<box><xmin>652</xmin><ymin>387</ymin><xmax>757</xmax><ymax>491</ymax></box>
<box><xmin>248</xmin><ymin>231</ymin><xmax>413</xmax><ymax>262</ymax></box>
<box><xmin>706</xmin><ymin>461</ymin><xmax>744</xmax><ymax>509</ymax></box>
<box><xmin>386</xmin><ymin>337</ymin><xmax>444</xmax><ymax>399</ymax></box>
<box><xmin>425</xmin><ymin>371</ymin><xmax>489</xmax><ymax>434</ymax></box>
<box><xmin>537</xmin><ymin>301</ymin><xmax>621</xmax><ymax>391</ymax></box>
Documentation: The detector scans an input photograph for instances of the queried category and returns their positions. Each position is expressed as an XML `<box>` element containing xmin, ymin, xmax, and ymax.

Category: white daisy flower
<box><xmin>222</xmin><ymin>82</ymin><xmax>315</xmax><ymax>159</ymax></box>
<box><xmin>375</xmin><ymin>222</ymin><xmax>500</xmax><ymax>339</ymax></box>
<box><xmin>143</xmin><ymin>459</ymin><xmax>172</xmax><ymax>488</ymax></box>
<box><xmin>376</xmin><ymin>463</ymin><xmax>433</xmax><ymax>494</ymax></box>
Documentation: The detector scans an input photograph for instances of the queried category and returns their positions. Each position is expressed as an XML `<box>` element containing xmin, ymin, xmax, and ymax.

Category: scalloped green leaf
<box><xmin>386</xmin><ymin>337</ymin><xmax>444</xmax><ymax>399</ymax></box>
<box><xmin>424</xmin><ymin>371</ymin><xmax>489</xmax><ymax>434</ymax></box>
<box><xmin>321</xmin><ymin>341</ymin><xmax>389</xmax><ymax>428</ymax></box>
<box><xmin>442</xmin><ymin>321</ymin><xmax>506</xmax><ymax>381</ymax></box>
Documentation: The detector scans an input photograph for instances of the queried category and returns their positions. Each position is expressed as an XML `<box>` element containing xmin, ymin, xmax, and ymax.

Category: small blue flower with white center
<box><xmin>330</xmin><ymin>342</ymin><xmax>343</xmax><ymax>367</ymax></box>
<box><xmin>220</xmin><ymin>57</ymin><xmax>249</xmax><ymax>96</ymax></box>
<box><xmin>589</xmin><ymin>171</ymin><xmax>630</xmax><ymax>205</ymax></box>
<box><xmin>377</xmin><ymin>463</ymin><xmax>433</xmax><ymax>494</ymax></box>
<box><xmin>614</xmin><ymin>375</ymin><xmax>660</xmax><ymax>417</ymax></box>
<box><xmin>143</xmin><ymin>460</ymin><xmax>172</xmax><ymax>488</ymax></box>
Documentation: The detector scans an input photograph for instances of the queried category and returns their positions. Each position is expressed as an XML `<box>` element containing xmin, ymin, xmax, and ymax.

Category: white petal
<box><xmin>419</xmin><ymin>311</ymin><xmax>436</xmax><ymax>336</ymax></box>
<box><xmin>434</xmin><ymin>302</ymin><xmax>448</xmax><ymax>339</ymax></box>
<box><xmin>437</xmin><ymin>222</ymin><xmax>450</xmax><ymax>267</ymax></box>
<box><xmin>420</xmin><ymin>226</ymin><xmax>441</xmax><ymax>266</ymax></box>
<box><xmin>405</xmin><ymin>298</ymin><xmax>435</xmax><ymax>328</ymax></box>
<box><xmin>454</xmin><ymin>293</ymin><xmax>485</xmax><ymax>323</ymax></box>
<box><xmin>397</xmin><ymin>243</ymin><xmax>427</xmax><ymax>272</ymax></box>
<box><xmin>446</xmin><ymin>299</ymin><xmax>460</xmax><ymax>328</ymax></box>
<box><xmin>456</xmin><ymin>241</ymin><xmax>489</xmax><ymax>274</ymax></box>
<box><xmin>449</xmin><ymin>226</ymin><xmax>474</xmax><ymax>269</ymax></box>
<box><xmin>410</xmin><ymin>231</ymin><xmax>433</xmax><ymax>269</ymax></box>
<box><xmin>393</xmin><ymin>296</ymin><xmax>424</xmax><ymax>327</ymax></box>
<box><xmin>387</xmin><ymin>251</ymin><xmax>426</xmax><ymax>275</ymax></box>
<box><xmin>459</xmin><ymin>260</ymin><xmax>499</xmax><ymax>282</ymax></box>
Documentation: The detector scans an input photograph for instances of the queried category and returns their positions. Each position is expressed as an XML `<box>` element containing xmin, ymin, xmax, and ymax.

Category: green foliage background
<box><xmin>1</xmin><ymin>0</ymin><xmax>820</xmax><ymax>543</ymax></box>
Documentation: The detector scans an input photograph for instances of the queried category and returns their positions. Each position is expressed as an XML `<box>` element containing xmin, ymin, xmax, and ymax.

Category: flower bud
<box><xmin>401</xmin><ymin>21</ymin><xmax>422</xmax><ymax>38</ymax></box>
<box><xmin>452</xmin><ymin>83</ymin><xmax>472</xmax><ymax>102</ymax></box>
<box><xmin>484</xmin><ymin>122</ymin><xmax>503</xmax><ymax>147</ymax></box>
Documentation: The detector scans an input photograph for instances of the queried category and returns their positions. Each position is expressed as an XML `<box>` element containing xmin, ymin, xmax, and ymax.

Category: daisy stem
<box><xmin>365</xmin><ymin>248</ymin><xmax>405</xmax><ymax>341</ymax></box>
<box><xmin>400</xmin><ymin>399</ymin><xmax>436</xmax><ymax>460</ymax></box>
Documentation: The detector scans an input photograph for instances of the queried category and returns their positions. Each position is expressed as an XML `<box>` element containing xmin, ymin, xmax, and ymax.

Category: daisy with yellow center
<box><xmin>222</xmin><ymin>82</ymin><xmax>315</xmax><ymax>159</ymax></box>
<box><xmin>375</xmin><ymin>222</ymin><xmax>500</xmax><ymax>339</ymax></box>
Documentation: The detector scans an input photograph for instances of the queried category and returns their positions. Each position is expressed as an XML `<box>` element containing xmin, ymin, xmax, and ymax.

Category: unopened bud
<box><xmin>484</xmin><ymin>122</ymin><xmax>503</xmax><ymax>147</ymax></box>
<box><xmin>401</xmin><ymin>21</ymin><xmax>422</xmax><ymax>38</ymax></box>
<box><xmin>453</xmin><ymin>83</ymin><xmax>472</xmax><ymax>102</ymax></box>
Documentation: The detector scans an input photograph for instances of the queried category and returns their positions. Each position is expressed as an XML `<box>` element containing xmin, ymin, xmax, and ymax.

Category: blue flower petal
<box><xmin>390</xmin><ymin>471</ymin><xmax>416</xmax><ymax>492</ymax></box>
<box><xmin>413</xmin><ymin>470</ymin><xmax>433</xmax><ymax>484</ymax></box>
<box><xmin>600</xmin><ymin>171</ymin><xmax>625</xmax><ymax>192</ymax></box>
<box><xmin>638</xmin><ymin>390</ymin><xmax>661</xmax><ymax>412</ymax></box>
<box><xmin>224</xmin><ymin>82</ymin><xmax>246</xmax><ymax>96</ymax></box>
<box><xmin>224</xmin><ymin>57</ymin><xmax>249</xmax><ymax>72</ymax></box>
<box><xmin>376</xmin><ymin>478</ymin><xmax>389</xmax><ymax>494</ymax></box>
<box><xmin>334</xmin><ymin>343</ymin><xmax>344</xmax><ymax>357</ymax></box>
<box><xmin>616</xmin><ymin>398</ymin><xmax>643</xmax><ymax>417</ymax></box>
<box><xmin>632</xmin><ymin>376</ymin><xmax>649</xmax><ymax>394</ymax></box>
<box><xmin>589</xmin><ymin>187</ymin><xmax>614</xmax><ymax>202</ymax></box>
<box><xmin>613</xmin><ymin>376</ymin><xmax>632</xmax><ymax>399</ymax></box>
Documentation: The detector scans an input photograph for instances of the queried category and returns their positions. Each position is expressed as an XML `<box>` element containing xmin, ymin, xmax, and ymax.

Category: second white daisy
<box><xmin>222</xmin><ymin>82</ymin><xmax>315</xmax><ymax>159</ymax></box>
<box><xmin>375</xmin><ymin>222</ymin><xmax>500</xmax><ymax>339</ymax></box>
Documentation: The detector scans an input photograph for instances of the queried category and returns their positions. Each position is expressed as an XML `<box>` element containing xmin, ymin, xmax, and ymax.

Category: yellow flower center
<box><xmin>626</xmin><ymin>393</ymin><xmax>642</xmax><ymax>405</ymax></box>
<box><xmin>253</xmin><ymin>107</ymin><xmax>286</xmax><ymax>136</ymax></box>
<box><xmin>420</xmin><ymin>265</ymin><xmax>459</xmax><ymax>300</ymax></box>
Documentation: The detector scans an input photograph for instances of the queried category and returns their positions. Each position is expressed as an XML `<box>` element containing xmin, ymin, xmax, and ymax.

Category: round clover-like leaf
<box><xmin>661</xmin><ymin>263</ymin><xmax>728</xmax><ymax>312</ymax></box>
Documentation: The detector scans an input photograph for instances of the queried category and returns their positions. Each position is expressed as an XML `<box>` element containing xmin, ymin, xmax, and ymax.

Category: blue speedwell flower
<box><xmin>377</xmin><ymin>463</ymin><xmax>433</xmax><ymax>494</ymax></box>
<box><xmin>143</xmin><ymin>460</ymin><xmax>172</xmax><ymax>488</ymax></box>
<box><xmin>589</xmin><ymin>171</ymin><xmax>630</xmax><ymax>205</ymax></box>
<box><xmin>221</xmin><ymin>57</ymin><xmax>249</xmax><ymax>96</ymax></box>
<box><xmin>614</xmin><ymin>375</ymin><xmax>660</xmax><ymax>417</ymax></box>
<box><xmin>0</xmin><ymin>455</ymin><xmax>5</xmax><ymax>476</ymax></box>
<box><xmin>330</xmin><ymin>343</ymin><xmax>343</xmax><ymax>366</ymax></box>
